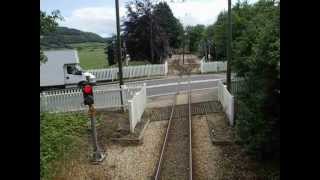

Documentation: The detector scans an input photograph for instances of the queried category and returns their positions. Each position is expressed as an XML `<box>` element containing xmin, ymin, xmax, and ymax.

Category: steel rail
<box><xmin>154</xmin><ymin>53</ymin><xmax>193</xmax><ymax>180</ymax></box>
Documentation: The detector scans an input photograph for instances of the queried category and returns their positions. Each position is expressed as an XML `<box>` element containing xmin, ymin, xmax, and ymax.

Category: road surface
<box><xmin>96</xmin><ymin>73</ymin><xmax>228</xmax><ymax>97</ymax></box>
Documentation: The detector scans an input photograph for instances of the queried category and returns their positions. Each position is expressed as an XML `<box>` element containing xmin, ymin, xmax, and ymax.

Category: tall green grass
<box><xmin>40</xmin><ymin>112</ymin><xmax>88</xmax><ymax>180</ymax></box>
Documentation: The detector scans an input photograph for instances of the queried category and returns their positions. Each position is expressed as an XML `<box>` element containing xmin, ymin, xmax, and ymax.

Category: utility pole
<box><xmin>208</xmin><ymin>42</ymin><xmax>211</xmax><ymax>61</ymax></box>
<box><xmin>150</xmin><ymin>6</ymin><xmax>154</xmax><ymax>63</ymax></box>
<box><xmin>182</xmin><ymin>32</ymin><xmax>185</xmax><ymax>65</ymax></box>
<box><xmin>226</xmin><ymin>0</ymin><xmax>232</xmax><ymax>91</ymax></box>
<box><xmin>204</xmin><ymin>41</ymin><xmax>208</xmax><ymax>61</ymax></box>
<box><xmin>213</xmin><ymin>42</ymin><xmax>217</xmax><ymax>61</ymax></box>
<box><xmin>115</xmin><ymin>0</ymin><xmax>124</xmax><ymax>112</ymax></box>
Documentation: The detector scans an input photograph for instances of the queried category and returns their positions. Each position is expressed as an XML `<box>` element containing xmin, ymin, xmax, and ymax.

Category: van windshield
<box><xmin>67</xmin><ymin>64</ymin><xmax>82</xmax><ymax>75</ymax></box>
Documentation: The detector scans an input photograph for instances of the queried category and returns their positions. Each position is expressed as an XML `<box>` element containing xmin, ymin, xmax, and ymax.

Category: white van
<box><xmin>40</xmin><ymin>49</ymin><xmax>96</xmax><ymax>90</ymax></box>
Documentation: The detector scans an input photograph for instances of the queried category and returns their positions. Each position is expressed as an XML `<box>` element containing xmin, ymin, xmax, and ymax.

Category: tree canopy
<box><xmin>153</xmin><ymin>2</ymin><xmax>184</xmax><ymax>49</ymax></box>
<box><xmin>40</xmin><ymin>10</ymin><xmax>63</xmax><ymax>64</ymax></box>
<box><xmin>212</xmin><ymin>0</ymin><xmax>280</xmax><ymax>160</ymax></box>
<box><xmin>186</xmin><ymin>0</ymin><xmax>279</xmax><ymax>160</ymax></box>
<box><xmin>123</xmin><ymin>0</ymin><xmax>183</xmax><ymax>63</ymax></box>
<box><xmin>40</xmin><ymin>10</ymin><xmax>62</xmax><ymax>35</ymax></box>
<box><xmin>185</xmin><ymin>24</ymin><xmax>206</xmax><ymax>53</ymax></box>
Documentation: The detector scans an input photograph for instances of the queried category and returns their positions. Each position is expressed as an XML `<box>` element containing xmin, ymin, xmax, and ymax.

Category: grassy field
<box><xmin>69</xmin><ymin>42</ymin><xmax>150</xmax><ymax>70</ymax></box>
<box><xmin>69</xmin><ymin>42</ymin><xmax>108</xmax><ymax>70</ymax></box>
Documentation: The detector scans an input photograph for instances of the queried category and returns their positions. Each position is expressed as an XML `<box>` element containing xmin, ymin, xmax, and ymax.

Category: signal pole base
<box><xmin>91</xmin><ymin>151</ymin><xmax>106</xmax><ymax>165</ymax></box>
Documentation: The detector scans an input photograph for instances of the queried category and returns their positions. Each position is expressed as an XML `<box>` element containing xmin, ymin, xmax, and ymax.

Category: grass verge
<box><xmin>40</xmin><ymin>112</ymin><xmax>99</xmax><ymax>179</ymax></box>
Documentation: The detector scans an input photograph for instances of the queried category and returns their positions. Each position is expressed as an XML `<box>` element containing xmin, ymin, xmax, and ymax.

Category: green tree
<box><xmin>206</xmin><ymin>11</ymin><xmax>228</xmax><ymax>60</ymax></box>
<box><xmin>205</xmin><ymin>1</ymin><xmax>252</xmax><ymax>61</ymax></box>
<box><xmin>185</xmin><ymin>24</ymin><xmax>206</xmax><ymax>53</ymax></box>
<box><xmin>123</xmin><ymin>0</ymin><xmax>183</xmax><ymax>63</ymax></box>
<box><xmin>232</xmin><ymin>0</ymin><xmax>279</xmax><ymax>160</ymax></box>
<box><xmin>104</xmin><ymin>35</ymin><xmax>126</xmax><ymax>66</ymax></box>
<box><xmin>207</xmin><ymin>0</ymin><xmax>280</xmax><ymax>160</ymax></box>
<box><xmin>153</xmin><ymin>2</ymin><xmax>184</xmax><ymax>49</ymax></box>
<box><xmin>40</xmin><ymin>10</ymin><xmax>63</xmax><ymax>64</ymax></box>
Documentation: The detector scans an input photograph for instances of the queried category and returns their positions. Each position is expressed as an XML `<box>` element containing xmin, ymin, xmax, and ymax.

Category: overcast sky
<box><xmin>40</xmin><ymin>0</ymin><xmax>258</xmax><ymax>38</ymax></box>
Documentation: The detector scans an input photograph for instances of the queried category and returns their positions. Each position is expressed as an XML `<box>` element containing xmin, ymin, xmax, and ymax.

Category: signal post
<box><xmin>82</xmin><ymin>76</ymin><xmax>106</xmax><ymax>164</ymax></box>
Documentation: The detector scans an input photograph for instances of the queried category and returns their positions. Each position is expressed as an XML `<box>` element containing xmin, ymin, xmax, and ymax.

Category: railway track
<box><xmin>154</xmin><ymin>54</ymin><xmax>193</xmax><ymax>180</ymax></box>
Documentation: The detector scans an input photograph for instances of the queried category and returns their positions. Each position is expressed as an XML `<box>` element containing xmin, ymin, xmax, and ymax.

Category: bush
<box><xmin>40</xmin><ymin>112</ymin><xmax>88</xmax><ymax>179</ymax></box>
<box><xmin>220</xmin><ymin>0</ymin><xmax>280</xmax><ymax>161</ymax></box>
<box><xmin>235</xmin><ymin>100</ymin><xmax>268</xmax><ymax>159</ymax></box>
<box><xmin>235</xmin><ymin>75</ymin><xmax>279</xmax><ymax>160</ymax></box>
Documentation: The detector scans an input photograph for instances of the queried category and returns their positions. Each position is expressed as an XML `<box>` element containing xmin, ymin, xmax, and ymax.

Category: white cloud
<box><xmin>167</xmin><ymin>0</ymin><xmax>227</xmax><ymax>27</ymax></box>
<box><xmin>59</xmin><ymin>6</ymin><xmax>126</xmax><ymax>37</ymax></box>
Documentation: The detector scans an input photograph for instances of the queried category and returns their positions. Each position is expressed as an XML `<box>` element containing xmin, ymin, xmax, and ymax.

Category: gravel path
<box><xmin>193</xmin><ymin>113</ymin><xmax>262</xmax><ymax>180</ymax></box>
<box><xmin>206</xmin><ymin>112</ymin><xmax>234</xmax><ymax>144</ymax></box>
<box><xmin>104</xmin><ymin>120</ymin><xmax>168</xmax><ymax>180</ymax></box>
<box><xmin>167</xmin><ymin>54</ymin><xmax>200</xmax><ymax>75</ymax></box>
<box><xmin>192</xmin><ymin>115</ymin><xmax>213</xmax><ymax>179</ymax></box>
<box><xmin>192</xmin><ymin>114</ymin><xmax>242</xmax><ymax>179</ymax></box>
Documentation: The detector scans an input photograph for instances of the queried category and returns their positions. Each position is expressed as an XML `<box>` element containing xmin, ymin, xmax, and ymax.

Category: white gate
<box><xmin>40</xmin><ymin>86</ymin><xmax>143</xmax><ymax>113</ymax></box>
<box><xmin>128</xmin><ymin>83</ymin><xmax>147</xmax><ymax>133</ymax></box>
<box><xmin>200</xmin><ymin>57</ymin><xmax>227</xmax><ymax>73</ymax></box>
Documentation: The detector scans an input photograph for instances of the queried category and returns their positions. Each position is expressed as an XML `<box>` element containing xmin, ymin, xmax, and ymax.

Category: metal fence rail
<box><xmin>230</xmin><ymin>77</ymin><xmax>245</xmax><ymax>96</ymax></box>
<box><xmin>88</xmin><ymin>62</ymin><xmax>168</xmax><ymax>82</ymax></box>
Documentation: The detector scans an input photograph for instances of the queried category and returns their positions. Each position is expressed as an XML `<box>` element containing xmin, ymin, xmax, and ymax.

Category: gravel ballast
<box><xmin>104</xmin><ymin>120</ymin><xmax>168</xmax><ymax>179</ymax></box>
<box><xmin>158</xmin><ymin>104</ymin><xmax>190</xmax><ymax>180</ymax></box>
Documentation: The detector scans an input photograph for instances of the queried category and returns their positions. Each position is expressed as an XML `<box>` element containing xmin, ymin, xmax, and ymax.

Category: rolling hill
<box><xmin>41</xmin><ymin>26</ymin><xmax>108</xmax><ymax>49</ymax></box>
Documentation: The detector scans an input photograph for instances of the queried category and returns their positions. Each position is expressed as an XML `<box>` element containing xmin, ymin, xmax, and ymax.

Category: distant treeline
<box><xmin>41</xmin><ymin>26</ymin><xmax>110</xmax><ymax>49</ymax></box>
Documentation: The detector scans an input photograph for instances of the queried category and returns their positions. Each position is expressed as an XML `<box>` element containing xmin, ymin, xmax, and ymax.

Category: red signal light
<box><xmin>83</xmin><ymin>85</ymin><xmax>93</xmax><ymax>94</ymax></box>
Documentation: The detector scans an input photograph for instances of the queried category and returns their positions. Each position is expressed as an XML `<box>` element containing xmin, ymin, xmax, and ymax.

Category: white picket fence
<box><xmin>217</xmin><ymin>80</ymin><xmax>234</xmax><ymax>126</ymax></box>
<box><xmin>200</xmin><ymin>57</ymin><xmax>227</xmax><ymax>73</ymax></box>
<box><xmin>88</xmin><ymin>61</ymin><xmax>168</xmax><ymax>82</ymax></box>
<box><xmin>40</xmin><ymin>81</ymin><xmax>145</xmax><ymax>96</ymax></box>
<box><xmin>40</xmin><ymin>85</ymin><xmax>144</xmax><ymax>113</ymax></box>
<box><xmin>128</xmin><ymin>83</ymin><xmax>147</xmax><ymax>133</ymax></box>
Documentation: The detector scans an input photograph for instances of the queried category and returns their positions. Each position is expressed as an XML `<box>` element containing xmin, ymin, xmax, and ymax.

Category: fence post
<box><xmin>225</xmin><ymin>61</ymin><xmax>228</xmax><ymax>71</ymax></box>
<box><xmin>230</xmin><ymin>95</ymin><xmax>234</xmax><ymax>126</ymax></box>
<box><xmin>200</xmin><ymin>59</ymin><xmax>203</xmax><ymax>73</ymax></box>
<box><xmin>120</xmin><ymin>84</ymin><xmax>127</xmax><ymax>110</ymax></box>
<box><xmin>143</xmin><ymin>83</ymin><xmax>147</xmax><ymax>105</ymax></box>
<box><xmin>128</xmin><ymin>99</ymin><xmax>134</xmax><ymax>133</ymax></box>
<box><xmin>111</xmin><ymin>69</ymin><xmax>114</xmax><ymax>81</ymax></box>
<box><xmin>218</xmin><ymin>81</ymin><xmax>222</xmax><ymax>102</ymax></box>
<box><xmin>164</xmin><ymin>61</ymin><xmax>168</xmax><ymax>75</ymax></box>
<box><xmin>40</xmin><ymin>94</ymin><xmax>48</xmax><ymax>112</ymax></box>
